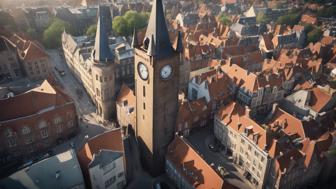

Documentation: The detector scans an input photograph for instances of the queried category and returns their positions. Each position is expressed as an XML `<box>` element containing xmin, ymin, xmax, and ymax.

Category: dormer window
<box><xmin>123</xmin><ymin>100</ymin><xmax>128</xmax><ymax>106</ymax></box>
<box><xmin>143</xmin><ymin>37</ymin><xmax>150</xmax><ymax>50</ymax></box>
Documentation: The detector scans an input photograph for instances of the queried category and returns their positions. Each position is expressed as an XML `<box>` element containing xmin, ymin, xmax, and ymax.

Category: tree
<box><xmin>256</xmin><ymin>12</ymin><xmax>269</xmax><ymax>24</ymax></box>
<box><xmin>317</xmin><ymin>6</ymin><xmax>336</xmax><ymax>18</ymax></box>
<box><xmin>276</xmin><ymin>12</ymin><xmax>300</xmax><ymax>26</ymax></box>
<box><xmin>26</xmin><ymin>28</ymin><xmax>37</xmax><ymax>39</ymax></box>
<box><xmin>86</xmin><ymin>24</ymin><xmax>97</xmax><ymax>38</ymax></box>
<box><xmin>112</xmin><ymin>11</ymin><xmax>149</xmax><ymax>36</ymax></box>
<box><xmin>218</xmin><ymin>13</ymin><xmax>231</xmax><ymax>26</ymax></box>
<box><xmin>307</xmin><ymin>27</ymin><xmax>322</xmax><ymax>44</ymax></box>
<box><xmin>42</xmin><ymin>18</ymin><xmax>73</xmax><ymax>49</ymax></box>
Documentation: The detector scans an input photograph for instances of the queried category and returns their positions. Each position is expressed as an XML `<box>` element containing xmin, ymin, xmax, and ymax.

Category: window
<box><xmin>100</xmin><ymin>76</ymin><xmax>102</xmax><ymax>82</ymax></box>
<box><xmin>68</xmin><ymin>121</ymin><xmax>74</xmax><ymax>128</ymax></box>
<box><xmin>56</xmin><ymin>125</ymin><xmax>63</xmax><ymax>134</ymax></box>
<box><xmin>143</xmin><ymin>86</ymin><xmax>145</xmax><ymax>97</ymax></box>
<box><xmin>8</xmin><ymin>137</ymin><xmax>17</xmax><ymax>147</ymax></box>
<box><xmin>25</xmin><ymin>136</ymin><xmax>33</xmax><ymax>144</ymax></box>
<box><xmin>143</xmin><ymin>103</ymin><xmax>146</xmax><ymax>110</ymax></box>
<box><xmin>41</xmin><ymin>128</ymin><xmax>48</xmax><ymax>139</ymax></box>
<box><xmin>5</xmin><ymin>128</ymin><xmax>13</xmax><ymax>137</ymax></box>
<box><xmin>123</xmin><ymin>100</ymin><xmax>128</xmax><ymax>106</ymax></box>
<box><xmin>192</xmin><ymin>88</ymin><xmax>198</xmax><ymax>99</ymax></box>
<box><xmin>248</xmin><ymin>145</ymin><xmax>252</xmax><ymax>151</ymax></box>
<box><xmin>96</xmin><ymin>74</ymin><xmax>98</xmax><ymax>80</ymax></box>
<box><xmin>54</xmin><ymin>117</ymin><xmax>62</xmax><ymax>125</ymax></box>
<box><xmin>105</xmin><ymin>176</ymin><xmax>116</xmax><ymax>188</ymax></box>
<box><xmin>261</xmin><ymin>156</ymin><xmax>265</xmax><ymax>162</ymax></box>
<box><xmin>117</xmin><ymin>172</ymin><xmax>124</xmax><ymax>178</ymax></box>
<box><xmin>21</xmin><ymin>127</ymin><xmax>31</xmax><ymax>135</ymax></box>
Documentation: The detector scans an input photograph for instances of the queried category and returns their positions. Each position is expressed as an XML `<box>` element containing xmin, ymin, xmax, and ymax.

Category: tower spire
<box><xmin>92</xmin><ymin>6</ymin><xmax>114</xmax><ymax>63</ymax></box>
<box><xmin>131</xmin><ymin>28</ymin><xmax>139</xmax><ymax>48</ymax></box>
<box><xmin>144</xmin><ymin>0</ymin><xmax>174</xmax><ymax>58</ymax></box>
<box><xmin>175</xmin><ymin>31</ymin><xmax>183</xmax><ymax>53</ymax></box>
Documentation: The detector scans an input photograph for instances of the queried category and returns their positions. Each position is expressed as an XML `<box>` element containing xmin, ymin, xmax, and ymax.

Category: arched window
<box><xmin>5</xmin><ymin>128</ymin><xmax>13</xmax><ymax>138</ymax></box>
<box><xmin>21</xmin><ymin>126</ymin><xmax>31</xmax><ymax>135</ymax></box>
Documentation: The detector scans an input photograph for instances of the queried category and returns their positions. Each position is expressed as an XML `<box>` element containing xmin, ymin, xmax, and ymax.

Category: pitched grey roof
<box><xmin>88</xmin><ymin>150</ymin><xmax>123</xmax><ymax>168</ymax></box>
<box><xmin>92</xmin><ymin>5</ymin><xmax>114</xmax><ymax>63</ymax></box>
<box><xmin>0</xmin><ymin>149</ymin><xmax>84</xmax><ymax>189</ymax></box>
<box><xmin>144</xmin><ymin>0</ymin><xmax>174</xmax><ymax>59</ymax></box>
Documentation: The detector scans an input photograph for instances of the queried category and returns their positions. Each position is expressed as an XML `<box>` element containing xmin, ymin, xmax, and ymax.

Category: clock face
<box><xmin>160</xmin><ymin>65</ymin><xmax>173</xmax><ymax>80</ymax></box>
<box><xmin>138</xmin><ymin>62</ymin><xmax>148</xmax><ymax>80</ymax></box>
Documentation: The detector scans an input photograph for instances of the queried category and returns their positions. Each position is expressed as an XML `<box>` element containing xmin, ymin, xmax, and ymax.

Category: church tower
<box><xmin>92</xmin><ymin>6</ymin><xmax>116</xmax><ymax>120</ymax></box>
<box><xmin>133</xmin><ymin>0</ymin><xmax>183</xmax><ymax>176</ymax></box>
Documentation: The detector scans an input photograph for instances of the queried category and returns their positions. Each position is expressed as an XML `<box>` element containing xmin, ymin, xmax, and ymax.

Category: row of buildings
<box><xmin>0</xmin><ymin>128</ymin><xmax>127</xmax><ymax>189</ymax></box>
<box><xmin>0</xmin><ymin>29</ymin><xmax>51</xmax><ymax>82</ymax></box>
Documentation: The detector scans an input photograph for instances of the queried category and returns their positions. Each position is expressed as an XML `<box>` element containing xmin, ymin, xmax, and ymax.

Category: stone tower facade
<box><xmin>134</xmin><ymin>0</ymin><xmax>183</xmax><ymax>176</ymax></box>
<box><xmin>92</xmin><ymin>6</ymin><xmax>115</xmax><ymax>120</ymax></box>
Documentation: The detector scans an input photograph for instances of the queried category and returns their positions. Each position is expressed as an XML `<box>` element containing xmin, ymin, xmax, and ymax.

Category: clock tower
<box><xmin>133</xmin><ymin>0</ymin><xmax>183</xmax><ymax>176</ymax></box>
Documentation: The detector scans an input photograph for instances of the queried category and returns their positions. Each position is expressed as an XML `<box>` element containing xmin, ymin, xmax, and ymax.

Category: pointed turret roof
<box><xmin>175</xmin><ymin>31</ymin><xmax>183</xmax><ymax>53</ymax></box>
<box><xmin>92</xmin><ymin>6</ymin><xmax>114</xmax><ymax>63</ymax></box>
<box><xmin>144</xmin><ymin>0</ymin><xmax>174</xmax><ymax>59</ymax></box>
<box><xmin>131</xmin><ymin>28</ymin><xmax>139</xmax><ymax>48</ymax></box>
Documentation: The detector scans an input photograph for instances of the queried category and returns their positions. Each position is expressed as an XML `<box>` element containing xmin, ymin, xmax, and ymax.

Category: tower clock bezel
<box><xmin>160</xmin><ymin>64</ymin><xmax>173</xmax><ymax>80</ymax></box>
<box><xmin>137</xmin><ymin>62</ymin><xmax>149</xmax><ymax>80</ymax></box>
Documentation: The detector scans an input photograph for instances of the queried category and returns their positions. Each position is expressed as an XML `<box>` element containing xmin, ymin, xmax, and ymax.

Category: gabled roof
<box><xmin>22</xmin><ymin>41</ymin><xmax>48</xmax><ymax>61</ymax></box>
<box><xmin>217</xmin><ymin>102</ymin><xmax>273</xmax><ymax>151</ymax></box>
<box><xmin>0</xmin><ymin>80</ymin><xmax>72</xmax><ymax>121</ymax></box>
<box><xmin>77</xmin><ymin>129</ymin><xmax>124</xmax><ymax>169</ymax></box>
<box><xmin>166</xmin><ymin>136</ymin><xmax>237</xmax><ymax>189</ymax></box>
<box><xmin>309</xmin><ymin>87</ymin><xmax>333</xmax><ymax>113</ymax></box>
<box><xmin>116</xmin><ymin>84</ymin><xmax>135</xmax><ymax>106</ymax></box>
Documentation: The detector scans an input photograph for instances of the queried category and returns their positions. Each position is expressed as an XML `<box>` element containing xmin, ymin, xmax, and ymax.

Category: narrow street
<box><xmin>47</xmin><ymin>50</ymin><xmax>108</xmax><ymax>154</ymax></box>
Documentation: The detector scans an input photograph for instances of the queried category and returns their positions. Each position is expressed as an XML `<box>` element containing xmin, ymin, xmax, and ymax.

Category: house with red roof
<box><xmin>77</xmin><ymin>128</ymin><xmax>126</xmax><ymax>189</ymax></box>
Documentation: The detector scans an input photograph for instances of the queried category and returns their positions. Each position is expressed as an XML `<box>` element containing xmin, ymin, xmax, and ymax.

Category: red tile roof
<box><xmin>217</xmin><ymin>102</ymin><xmax>273</xmax><ymax>151</ymax></box>
<box><xmin>116</xmin><ymin>84</ymin><xmax>135</xmax><ymax>106</ymax></box>
<box><xmin>167</xmin><ymin>136</ymin><xmax>238</xmax><ymax>189</ymax></box>
<box><xmin>0</xmin><ymin>80</ymin><xmax>72</xmax><ymax>121</ymax></box>
<box><xmin>301</xmin><ymin>14</ymin><xmax>317</xmax><ymax>25</ymax></box>
<box><xmin>309</xmin><ymin>87</ymin><xmax>333</xmax><ymax>113</ymax></box>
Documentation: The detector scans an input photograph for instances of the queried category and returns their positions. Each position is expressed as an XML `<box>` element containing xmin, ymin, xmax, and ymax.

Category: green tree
<box><xmin>42</xmin><ymin>18</ymin><xmax>73</xmax><ymax>49</ymax></box>
<box><xmin>26</xmin><ymin>28</ymin><xmax>37</xmax><ymax>39</ymax></box>
<box><xmin>317</xmin><ymin>6</ymin><xmax>336</xmax><ymax>18</ymax></box>
<box><xmin>276</xmin><ymin>12</ymin><xmax>301</xmax><ymax>26</ymax></box>
<box><xmin>112</xmin><ymin>11</ymin><xmax>149</xmax><ymax>36</ymax></box>
<box><xmin>218</xmin><ymin>13</ymin><xmax>231</xmax><ymax>26</ymax></box>
<box><xmin>256</xmin><ymin>12</ymin><xmax>269</xmax><ymax>24</ymax></box>
<box><xmin>112</xmin><ymin>16</ymin><xmax>129</xmax><ymax>36</ymax></box>
<box><xmin>86</xmin><ymin>24</ymin><xmax>97</xmax><ymax>38</ymax></box>
<box><xmin>307</xmin><ymin>27</ymin><xmax>322</xmax><ymax>44</ymax></box>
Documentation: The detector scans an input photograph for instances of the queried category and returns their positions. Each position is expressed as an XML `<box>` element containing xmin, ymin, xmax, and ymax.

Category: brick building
<box><xmin>0</xmin><ymin>80</ymin><xmax>78</xmax><ymax>169</ymax></box>
<box><xmin>0</xmin><ymin>29</ymin><xmax>50</xmax><ymax>81</ymax></box>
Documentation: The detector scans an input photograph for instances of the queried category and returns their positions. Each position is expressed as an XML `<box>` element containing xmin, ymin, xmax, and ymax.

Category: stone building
<box><xmin>0</xmin><ymin>30</ymin><xmax>50</xmax><ymax>81</ymax></box>
<box><xmin>62</xmin><ymin>5</ymin><xmax>134</xmax><ymax>120</ymax></box>
<box><xmin>0</xmin><ymin>80</ymin><xmax>78</xmax><ymax>170</ymax></box>
<box><xmin>214</xmin><ymin>102</ymin><xmax>272</xmax><ymax>189</ymax></box>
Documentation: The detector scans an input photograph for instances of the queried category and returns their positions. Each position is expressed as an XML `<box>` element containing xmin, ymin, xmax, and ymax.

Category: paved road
<box><xmin>187</xmin><ymin>125</ymin><xmax>253</xmax><ymax>189</ymax></box>
<box><xmin>47</xmin><ymin>50</ymin><xmax>109</xmax><ymax>154</ymax></box>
